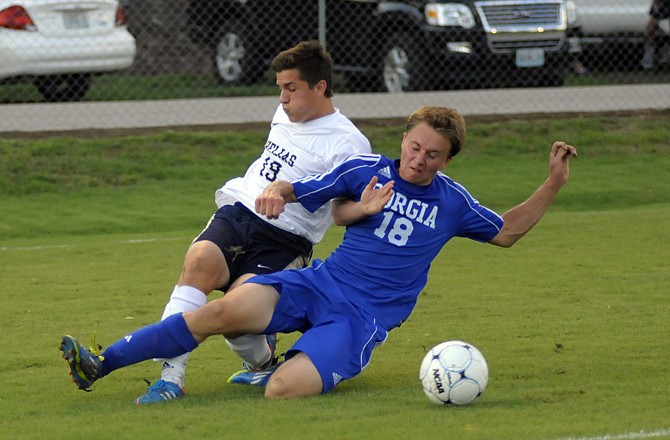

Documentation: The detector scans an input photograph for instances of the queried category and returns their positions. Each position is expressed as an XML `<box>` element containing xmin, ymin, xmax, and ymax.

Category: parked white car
<box><xmin>570</xmin><ymin>0</ymin><xmax>670</xmax><ymax>45</ymax></box>
<box><xmin>0</xmin><ymin>0</ymin><xmax>136</xmax><ymax>101</ymax></box>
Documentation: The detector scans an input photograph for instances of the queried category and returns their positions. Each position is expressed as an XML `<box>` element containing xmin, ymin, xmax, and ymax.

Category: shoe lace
<box><xmin>145</xmin><ymin>380</ymin><xmax>165</xmax><ymax>393</ymax></box>
<box><xmin>89</xmin><ymin>331</ymin><xmax>103</xmax><ymax>358</ymax></box>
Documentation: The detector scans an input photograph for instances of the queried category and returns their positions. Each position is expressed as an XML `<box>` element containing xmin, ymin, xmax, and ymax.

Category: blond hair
<box><xmin>406</xmin><ymin>107</ymin><xmax>466</xmax><ymax>157</ymax></box>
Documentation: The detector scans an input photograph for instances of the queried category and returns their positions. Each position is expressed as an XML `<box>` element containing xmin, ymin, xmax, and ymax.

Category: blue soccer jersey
<box><xmin>292</xmin><ymin>154</ymin><xmax>504</xmax><ymax>330</ymax></box>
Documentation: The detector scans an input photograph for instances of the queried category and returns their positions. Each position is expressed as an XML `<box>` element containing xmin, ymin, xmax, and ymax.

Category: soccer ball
<box><xmin>419</xmin><ymin>340</ymin><xmax>488</xmax><ymax>405</ymax></box>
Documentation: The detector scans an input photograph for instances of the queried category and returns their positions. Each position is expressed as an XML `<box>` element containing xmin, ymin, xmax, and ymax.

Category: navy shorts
<box><xmin>195</xmin><ymin>203</ymin><xmax>312</xmax><ymax>291</ymax></box>
<box><xmin>251</xmin><ymin>260</ymin><xmax>389</xmax><ymax>393</ymax></box>
<box><xmin>651</xmin><ymin>0</ymin><xmax>670</xmax><ymax>20</ymax></box>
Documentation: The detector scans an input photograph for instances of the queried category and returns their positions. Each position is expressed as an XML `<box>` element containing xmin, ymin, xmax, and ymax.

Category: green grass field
<box><xmin>1</xmin><ymin>113</ymin><xmax>669</xmax><ymax>439</ymax></box>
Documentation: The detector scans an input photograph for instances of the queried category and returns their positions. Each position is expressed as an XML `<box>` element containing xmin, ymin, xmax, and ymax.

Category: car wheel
<box><xmin>381</xmin><ymin>33</ymin><xmax>428</xmax><ymax>93</ymax></box>
<box><xmin>212</xmin><ymin>20</ymin><xmax>264</xmax><ymax>85</ymax></box>
<box><xmin>34</xmin><ymin>74</ymin><xmax>91</xmax><ymax>102</ymax></box>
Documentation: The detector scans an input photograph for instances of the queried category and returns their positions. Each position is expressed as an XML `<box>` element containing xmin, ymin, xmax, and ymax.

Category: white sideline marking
<box><xmin>0</xmin><ymin>244</ymin><xmax>70</xmax><ymax>251</ymax></box>
<box><xmin>0</xmin><ymin>237</ymin><xmax>184</xmax><ymax>251</ymax></box>
<box><xmin>553</xmin><ymin>428</ymin><xmax>670</xmax><ymax>440</ymax></box>
<box><xmin>121</xmin><ymin>238</ymin><xmax>184</xmax><ymax>244</ymax></box>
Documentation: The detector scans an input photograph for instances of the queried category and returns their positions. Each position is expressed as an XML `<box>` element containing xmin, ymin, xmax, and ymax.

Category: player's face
<box><xmin>398</xmin><ymin>122</ymin><xmax>452</xmax><ymax>186</ymax></box>
<box><xmin>276</xmin><ymin>69</ymin><xmax>327</xmax><ymax>123</ymax></box>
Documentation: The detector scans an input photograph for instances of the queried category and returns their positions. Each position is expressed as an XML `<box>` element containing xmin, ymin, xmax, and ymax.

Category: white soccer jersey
<box><xmin>216</xmin><ymin>104</ymin><xmax>371</xmax><ymax>243</ymax></box>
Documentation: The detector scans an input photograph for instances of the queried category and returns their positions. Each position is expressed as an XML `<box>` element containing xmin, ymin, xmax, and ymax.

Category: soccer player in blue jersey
<box><xmin>61</xmin><ymin>106</ymin><xmax>577</xmax><ymax>399</ymax></box>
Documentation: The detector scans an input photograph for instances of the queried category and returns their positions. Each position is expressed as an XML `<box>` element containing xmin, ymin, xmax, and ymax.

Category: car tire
<box><xmin>211</xmin><ymin>20</ymin><xmax>264</xmax><ymax>85</ymax></box>
<box><xmin>380</xmin><ymin>32</ymin><xmax>429</xmax><ymax>93</ymax></box>
<box><xmin>34</xmin><ymin>74</ymin><xmax>91</xmax><ymax>102</ymax></box>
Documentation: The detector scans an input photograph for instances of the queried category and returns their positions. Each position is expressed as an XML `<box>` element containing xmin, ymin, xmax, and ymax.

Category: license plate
<box><xmin>516</xmin><ymin>48</ymin><xmax>545</xmax><ymax>68</ymax></box>
<box><xmin>63</xmin><ymin>11</ymin><xmax>89</xmax><ymax>29</ymax></box>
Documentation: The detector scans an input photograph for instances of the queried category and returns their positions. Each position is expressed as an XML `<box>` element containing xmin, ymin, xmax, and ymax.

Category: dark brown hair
<box><xmin>271</xmin><ymin>40</ymin><xmax>334</xmax><ymax>97</ymax></box>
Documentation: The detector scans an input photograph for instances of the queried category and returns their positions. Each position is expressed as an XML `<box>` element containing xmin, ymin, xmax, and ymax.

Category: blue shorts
<box><xmin>250</xmin><ymin>260</ymin><xmax>389</xmax><ymax>393</ymax></box>
<box><xmin>195</xmin><ymin>203</ymin><xmax>312</xmax><ymax>291</ymax></box>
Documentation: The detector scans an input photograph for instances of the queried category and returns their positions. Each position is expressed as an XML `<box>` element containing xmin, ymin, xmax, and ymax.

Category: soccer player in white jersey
<box><xmin>130</xmin><ymin>40</ymin><xmax>371</xmax><ymax>404</ymax></box>
<box><xmin>61</xmin><ymin>106</ymin><xmax>577</xmax><ymax>399</ymax></box>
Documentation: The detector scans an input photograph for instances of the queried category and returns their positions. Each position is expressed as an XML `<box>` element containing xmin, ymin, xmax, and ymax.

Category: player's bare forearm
<box><xmin>490</xmin><ymin>181</ymin><xmax>562</xmax><ymax>247</ymax></box>
<box><xmin>256</xmin><ymin>180</ymin><xmax>297</xmax><ymax>219</ymax></box>
<box><xmin>332</xmin><ymin>176</ymin><xmax>394</xmax><ymax>226</ymax></box>
<box><xmin>489</xmin><ymin>141</ymin><xmax>577</xmax><ymax>248</ymax></box>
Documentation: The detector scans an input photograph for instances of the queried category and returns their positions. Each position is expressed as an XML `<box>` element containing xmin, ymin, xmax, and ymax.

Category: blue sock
<box><xmin>100</xmin><ymin>313</ymin><xmax>198</xmax><ymax>376</ymax></box>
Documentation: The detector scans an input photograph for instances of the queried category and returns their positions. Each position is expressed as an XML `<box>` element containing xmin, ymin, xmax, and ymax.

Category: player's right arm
<box><xmin>331</xmin><ymin>176</ymin><xmax>394</xmax><ymax>226</ymax></box>
<box><xmin>488</xmin><ymin>141</ymin><xmax>577</xmax><ymax>247</ymax></box>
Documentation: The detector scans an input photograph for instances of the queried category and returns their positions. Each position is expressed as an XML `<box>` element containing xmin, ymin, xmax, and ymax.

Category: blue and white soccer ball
<box><xmin>419</xmin><ymin>340</ymin><xmax>489</xmax><ymax>405</ymax></box>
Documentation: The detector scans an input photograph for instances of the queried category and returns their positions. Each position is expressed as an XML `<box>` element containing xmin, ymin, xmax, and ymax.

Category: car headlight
<box><xmin>425</xmin><ymin>3</ymin><xmax>476</xmax><ymax>29</ymax></box>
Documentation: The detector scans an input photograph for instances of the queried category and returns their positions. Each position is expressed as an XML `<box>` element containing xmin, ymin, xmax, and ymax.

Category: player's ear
<box><xmin>314</xmin><ymin>79</ymin><xmax>327</xmax><ymax>96</ymax></box>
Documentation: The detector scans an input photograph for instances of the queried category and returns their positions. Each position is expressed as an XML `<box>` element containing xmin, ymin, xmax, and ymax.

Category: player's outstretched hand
<box><xmin>359</xmin><ymin>176</ymin><xmax>394</xmax><ymax>216</ymax></box>
<box><xmin>549</xmin><ymin>141</ymin><xmax>577</xmax><ymax>187</ymax></box>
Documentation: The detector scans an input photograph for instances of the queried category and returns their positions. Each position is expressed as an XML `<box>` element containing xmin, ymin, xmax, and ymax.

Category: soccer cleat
<box><xmin>267</xmin><ymin>333</ymin><xmax>277</xmax><ymax>353</ymax></box>
<box><xmin>60</xmin><ymin>334</ymin><xmax>104</xmax><ymax>391</ymax></box>
<box><xmin>227</xmin><ymin>362</ymin><xmax>282</xmax><ymax>387</ymax></box>
<box><xmin>228</xmin><ymin>334</ymin><xmax>281</xmax><ymax>387</ymax></box>
<box><xmin>134</xmin><ymin>380</ymin><xmax>185</xmax><ymax>405</ymax></box>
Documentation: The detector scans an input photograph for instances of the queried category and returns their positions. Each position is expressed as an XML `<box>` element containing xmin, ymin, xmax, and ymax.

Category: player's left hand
<box><xmin>359</xmin><ymin>176</ymin><xmax>394</xmax><ymax>216</ymax></box>
<box><xmin>549</xmin><ymin>141</ymin><xmax>577</xmax><ymax>186</ymax></box>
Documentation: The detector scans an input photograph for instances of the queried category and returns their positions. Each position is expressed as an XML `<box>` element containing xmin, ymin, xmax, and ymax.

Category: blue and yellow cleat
<box><xmin>228</xmin><ymin>334</ymin><xmax>281</xmax><ymax>387</ymax></box>
<box><xmin>227</xmin><ymin>362</ymin><xmax>282</xmax><ymax>387</ymax></box>
<box><xmin>60</xmin><ymin>334</ymin><xmax>104</xmax><ymax>391</ymax></box>
<box><xmin>134</xmin><ymin>380</ymin><xmax>185</xmax><ymax>405</ymax></box>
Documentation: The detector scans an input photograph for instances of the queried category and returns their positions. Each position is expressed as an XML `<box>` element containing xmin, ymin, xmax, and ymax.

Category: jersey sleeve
<box><xmin>451</xmin><ymin>181</ymin><xmax>504</xmax><ymax>242</ymax></box>
<box><xmin>292</xmin><ymin>154</ymin><xmax>382</xmax><ymax>213</ymax></box>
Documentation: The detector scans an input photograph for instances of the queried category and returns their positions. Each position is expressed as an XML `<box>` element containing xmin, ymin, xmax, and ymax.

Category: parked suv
<box><xmin>186</xmin><ymin>0</ymin><xmax>571</xmax><ymax>92</ymax></box>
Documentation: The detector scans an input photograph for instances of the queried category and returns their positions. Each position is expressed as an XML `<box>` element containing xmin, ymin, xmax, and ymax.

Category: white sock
<box><xmin>158</xmin><ymin>285</ymin><xmax>207</xmax><ymax>388</ymax></box>
<box><xmin>225</xmin><ymin>334</ymin><xmax>272</xmax><ymax>370</ymax></box>
<box><xmin>160</xmin><ymin>285</ymin><xmax>207</xmax><ymax>320</ymax></box>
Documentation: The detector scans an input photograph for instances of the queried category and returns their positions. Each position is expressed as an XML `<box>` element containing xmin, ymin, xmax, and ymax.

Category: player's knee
<box><xmin>181</xmin><ymin>242</ymin><xmax>229</xmax><ymax>288</ymax></box>
<box><xmin>263</xmin><ymin>359</ymin><xmax>324</xmax><ymax>399</ymax></box>
<box><xmin>264</xmin><ymin>374</ymin><xmax>291</xmax><ymax>399</ymax></box>
<box><xmin>264</xmin><ymin>373</ymin><xmax>322</xmax><ymax>399</ymax></box>
<box><xmin>183</xmin><ymin>242</ymin><xmax>220</xmax><ymax>272</ymax></box>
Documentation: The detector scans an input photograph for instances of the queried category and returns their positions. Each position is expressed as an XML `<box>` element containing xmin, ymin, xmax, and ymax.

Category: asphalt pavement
<box><xmin>1</xmin><ymin>83</ymin><xmax>668</xmax><ymax>134</ymax></box>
